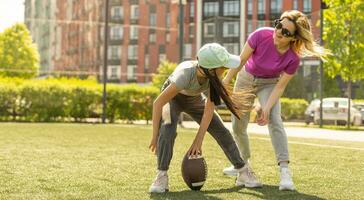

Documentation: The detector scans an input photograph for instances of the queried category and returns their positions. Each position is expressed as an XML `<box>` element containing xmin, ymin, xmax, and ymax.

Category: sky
<box><xmin>0</xmin><ymin>0</ymin><xmax>25</xmax><ymax>32</ymax></box>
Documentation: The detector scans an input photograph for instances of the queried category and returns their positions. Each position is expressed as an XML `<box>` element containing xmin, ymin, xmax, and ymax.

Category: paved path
<box><xmin>181</xmin><ymin>121</ymin><xmax>364</xmax><ymax>142</ymax></box>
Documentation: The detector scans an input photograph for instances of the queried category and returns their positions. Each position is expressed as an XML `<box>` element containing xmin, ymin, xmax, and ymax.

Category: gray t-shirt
<box><xmin>168</xmin><ymin>61</ymin><xmax>209</xmax><ymax>96</ymax></box>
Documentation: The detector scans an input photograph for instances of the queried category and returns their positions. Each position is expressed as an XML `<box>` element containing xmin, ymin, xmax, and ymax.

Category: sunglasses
<box><xmin>274</xmin><ymin>19</ymin><xmax>295</xmax><ymax>38</ymax></box>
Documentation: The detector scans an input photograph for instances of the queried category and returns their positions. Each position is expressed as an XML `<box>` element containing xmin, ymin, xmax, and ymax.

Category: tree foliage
<box><xmin>152</xmin><ymin>60</ymin><xmax>177</xmax><ymax>89</ymax></box>
<box><xmin>323</xmin><ymin>0</ymin><xmax>364</xmax><ymax>81</ymax></box>
<box><xmin>0</xmin><ymin>23</ymin><xmax>39</xmax><ymax>78</ymax></box>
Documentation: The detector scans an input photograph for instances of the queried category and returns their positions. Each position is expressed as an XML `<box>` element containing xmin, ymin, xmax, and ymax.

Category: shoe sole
<box><xmin>279</xmin><ymin>185</ymin><xmax>294</xmax><ymax>191</ymax></box>
<box><xmin>236</xmin><ymin>180</ymin><xmax>263</xmax><ymax>188</ymax></box>
<box><xmin>223</xmin><ymin>171</ymin><xmax>238</xmax><ymax>176</ymax></box>
<box><xmin>149</xmin><ymin>187</ymin><xmax>169</xmax><ymax>193</ymax></box>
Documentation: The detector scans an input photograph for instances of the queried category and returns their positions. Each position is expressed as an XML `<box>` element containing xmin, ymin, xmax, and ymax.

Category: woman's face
<box><xmin>273</xmin><ymin>18</ymin><xmax>296</xmax><ymax>46</ymax></box>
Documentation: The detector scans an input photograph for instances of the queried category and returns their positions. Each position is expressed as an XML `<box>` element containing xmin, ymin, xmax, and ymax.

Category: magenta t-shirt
<box><xmin>245</xmin><ymin>27</ymin><xmax>300</xmax><ymax>78</ymax></box>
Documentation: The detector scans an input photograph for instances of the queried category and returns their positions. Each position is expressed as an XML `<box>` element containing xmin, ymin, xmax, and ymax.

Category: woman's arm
<box><xmin>223</xmin><ymin>42</ymin><xmax>254</xmax><ymax>84</ymax></box>
<box><xmin>189</xmin><ymin>95</ymin><xmax>215</xmax><ymax>156</ymax></box>
<box><xmin>149</xmin><ymin>83</ymin><xmax>180</xmax><ymax>153</ymax></box>
<box><xmin>257</xmin><ymin>72</ymin><xmax>294</xmax><ymax>126</ymax></box>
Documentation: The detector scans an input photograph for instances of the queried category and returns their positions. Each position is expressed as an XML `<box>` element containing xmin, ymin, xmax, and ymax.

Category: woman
<box><xmin>148</xmin><ymin>43</ymin><xmax>258</xmax><ymax>193</ymax></box>
<box><xmin>222</xmin><ymin>10</ymin><xmax>328</xmax><ymax>191</ymax></box>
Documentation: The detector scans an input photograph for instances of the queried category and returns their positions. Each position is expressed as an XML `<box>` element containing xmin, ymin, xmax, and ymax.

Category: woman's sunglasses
<box><xmin>274</xmin><ymin>19</ymin><xmax>295</xmax><ymax>38</ymax></box>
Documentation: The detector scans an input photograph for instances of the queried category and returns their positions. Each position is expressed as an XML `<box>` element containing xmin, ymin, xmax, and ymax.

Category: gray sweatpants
<box><xmin>157</xmin><ymin>82</ymin><xmax>245</xmax><ymax>170</ymax></box>
<box><xmin>232</xmin><ymin>67</ymin><xmax>289</xmax><ymax>164</ymax></box>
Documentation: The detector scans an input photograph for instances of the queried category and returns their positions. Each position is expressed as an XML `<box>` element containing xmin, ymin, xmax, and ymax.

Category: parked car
<box><xmin>313</xmin><ymin>98</ymin><xmax>362</xmax><ymax>126</ymax></box>
<box><xmin>353</xmin><ymin>103</ymin><xmax>364</xmax><ymax>124</ymax></box>
<box><xmin>304</xmin><ymin>99</ymin><xmax>320</xmax><ymax>125</ymax></box>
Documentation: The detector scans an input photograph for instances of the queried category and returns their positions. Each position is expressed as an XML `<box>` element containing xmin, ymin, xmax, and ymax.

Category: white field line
<box><xmin>251</xmin><ymin>137</ymin><xmax>364</xmax><ymax>151</ymax></box>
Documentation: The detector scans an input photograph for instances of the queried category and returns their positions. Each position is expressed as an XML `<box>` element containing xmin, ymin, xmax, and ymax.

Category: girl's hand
<box><xmin>188</xmin><ymin>135</ymin><xmax>203</xmax><ymax>157</ymax></box>
<box><xmin>149</xmin><ymin>137</ymin><xmax>158</xmax><ymax>154</ymax></box>
<box><xmin>257</xmin><ymin>107</ymin><xmax>270</xmax><ymax>126</ymax></box>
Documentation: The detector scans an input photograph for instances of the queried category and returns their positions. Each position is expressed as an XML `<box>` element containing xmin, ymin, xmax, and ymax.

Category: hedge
<box><xmin>0</xmin><ymin>77</ymin><xmax>159</xmax><ymax>123</ymax></box>
<box><xmin>3</xmin><ymin>77</ymin><xmax>355</xmax><ymax>123</ymax></box>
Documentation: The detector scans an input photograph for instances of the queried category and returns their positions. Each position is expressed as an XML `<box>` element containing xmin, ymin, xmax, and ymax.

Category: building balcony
<box><xmin>108</xmin><ymin>59</ymin><xmax>121</xmax><ymax>65</ymax></box>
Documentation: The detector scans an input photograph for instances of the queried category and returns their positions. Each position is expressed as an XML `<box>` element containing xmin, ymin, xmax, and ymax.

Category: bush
<box><xmin>280</xmin><ymin>98</ymin><xmax>308</xmax><ymax>120</ymax></box>
<box><xmin>0</xmin><ymin>84</ymin><xmax>18</xmax><ymax>121</ymax></box>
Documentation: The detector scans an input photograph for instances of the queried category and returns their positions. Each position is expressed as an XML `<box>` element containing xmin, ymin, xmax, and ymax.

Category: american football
<box><xmin>181</xmin><ymin>153</ymin><xmax>208</xmax><ymax>191</ymax></box>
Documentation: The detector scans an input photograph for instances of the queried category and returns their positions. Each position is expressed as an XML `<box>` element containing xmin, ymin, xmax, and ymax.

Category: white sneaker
<box><xmin>236</xmin><ymin>164</ymin><xmax>263</xmax><ymax>188</ymax></box>
<box><xmin>279</xmin><ymin>167</ymin><xmax>295</xmax><ymax>191</ymax></box>
<box><xmin>223</xmin><ymin>165</ymin><xmax>238</xmax><ymax>176</ymax></box>
<box><xmin>149</xmin><ymin>170</ymin><xmax>169</xmax><ymax>193</ymax></box>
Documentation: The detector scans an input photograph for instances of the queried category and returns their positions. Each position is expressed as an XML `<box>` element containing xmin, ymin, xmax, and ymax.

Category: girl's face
<box><xmin>273</xmin><ymin>18</ymin><xmax>296</xmax><ymax>46</ymax></box>
<box><xmin>213</xmin><ymin>67</ymin><xmax>227</xmax><ymax>79</ymax></box>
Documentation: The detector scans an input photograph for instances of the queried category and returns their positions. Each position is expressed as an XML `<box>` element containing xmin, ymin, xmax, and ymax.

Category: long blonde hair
<box><xmin>281</xmin><ymin>10</ymin><xmax>328</xmax><ymax>59</ymax></box>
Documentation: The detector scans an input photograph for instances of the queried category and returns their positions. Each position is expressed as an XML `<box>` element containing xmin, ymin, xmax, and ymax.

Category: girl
<box><xmin>148</xmin><ymin>43</ymin><xmax>259</xmax><ymax>193</ymax></box>
<box><xmin>222</xmin><ymin>10</ymin><xmax>328</xmax><ymax>191</ymax></box>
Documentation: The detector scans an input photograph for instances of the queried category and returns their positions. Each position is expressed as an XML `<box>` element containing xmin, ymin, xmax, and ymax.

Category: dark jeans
<box><xmin>157</xmin><ymin>86</ymin><xmax>245</xmax><ymax>170</ymax></box>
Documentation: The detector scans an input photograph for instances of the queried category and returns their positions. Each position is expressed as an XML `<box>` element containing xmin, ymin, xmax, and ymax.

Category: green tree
<box><xmin>152</xmin><ymin>60</ymin><xmax>177</xmax><ymax>89</ymax></box>
<box><xmin>0</xmin><ymin>23</ymin><xmax>39</xmax><ymax>78</ymax></box>
<box><xmin>323</xmin><ymin>0</ymin><xmax>364</xmax><ymax>128</ymax></box>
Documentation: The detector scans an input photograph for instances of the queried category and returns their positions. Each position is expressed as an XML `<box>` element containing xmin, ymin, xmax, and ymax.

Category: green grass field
<box><xmin>0</xmin><ymin>123</ymin><xmax>363</xmax><ymax>200</ymax></box>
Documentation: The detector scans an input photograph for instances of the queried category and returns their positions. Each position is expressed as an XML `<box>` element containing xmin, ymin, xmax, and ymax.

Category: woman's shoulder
<box><xmin>252</xmin><ymin>27</ymin><xmax>274</xmax><ymax>36</ymax></box>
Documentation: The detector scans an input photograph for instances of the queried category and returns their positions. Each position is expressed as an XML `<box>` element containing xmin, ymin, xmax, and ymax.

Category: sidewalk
<box><xmin>181</xmin><ymin>121</ymin><xmax>364</xmax><ymax>142</ymax></box>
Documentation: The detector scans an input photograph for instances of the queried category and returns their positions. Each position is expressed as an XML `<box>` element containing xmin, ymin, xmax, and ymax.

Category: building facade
<box><xmin>25</xmin><ymin>0</ymin><xmax>57</xmax><ymax>75</ymax></box>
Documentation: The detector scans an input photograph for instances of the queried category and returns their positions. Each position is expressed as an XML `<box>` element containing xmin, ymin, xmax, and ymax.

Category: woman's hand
<box><xmin>257</xmin><ymin>106</ymin><xmax>270</xmax><ymax>126</ymax></box>
<box><xmin>188</xmin><ymin>135</ymin><xmax>204</xmax><ymax>157</ymax></box>
<box><xmin>149</xmin><ymin>137</ymin><xmax>158</xmax><ymax>154</ymax></box>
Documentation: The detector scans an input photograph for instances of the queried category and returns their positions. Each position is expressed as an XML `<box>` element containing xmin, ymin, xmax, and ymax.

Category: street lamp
<box><xmin>102</xmin><ymin>0</ymin><xmax>110</xmax><ymax>123</ymax></box>
<box><xmin>319</xmin><ymin>1</ymin><xmax>328</xmax><ymax>128</ymax></box>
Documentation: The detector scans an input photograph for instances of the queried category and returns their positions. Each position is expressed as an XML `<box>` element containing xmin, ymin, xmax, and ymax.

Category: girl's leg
<box><xmin>183</xmin><ymin>95</ymin><xmax>245</xmax><ymax>169</ymax></box>
<box><xmin>157</xmin><ymin>99</ymin><xmax>182</xmax><ymax>171</ymax></box>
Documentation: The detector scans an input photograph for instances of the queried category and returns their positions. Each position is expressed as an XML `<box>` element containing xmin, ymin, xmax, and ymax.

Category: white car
<box><xmin>313</xmin><ymin>98</ymin><xmax>362</xmax><ymax>126</ymax></box>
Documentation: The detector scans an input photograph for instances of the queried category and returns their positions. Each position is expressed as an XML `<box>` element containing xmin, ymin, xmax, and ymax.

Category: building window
<box><xmin>223</xmin><ymin>22</ymin><xmax>239</xmax><ymax>37</ymax></box>
<box><xmin>223</xmin><ymin>1</ymin><xmax>239</xmax><ymax>16</ymax></box>
<box><xmin>128</xmin><ymin>45</ymin><xmax>138</xmax><ymax>60</ymax></box>
<box><xmin>303</xmin><ymin>0</ymin><xmax>311</xmax><ymax>12</ymax></box>
<box><xmin>111</xmin><ymin>6</ymin><xmax>123</xmax><ymax>20</ymax></box>
<box><xmin>110</xmin><ymin>26</ymin><xmax>123</xmax><ymax>40</ymax></box>
<box><xmin>150</xmin><ymin>13</ymin><xmax>157</xmax><ymax>27</ymax></box>
<box><xmin>223</xmin><ymin>43</ymin><xmax>240</xmax><ymax>55</ymax></box>
<box><xmin>166</xmin><ymin>33</ymin><xmax>170</xmax><ymax>42</ymax></box>
<box><xmin>258</xmin><ymin>0</ymin><xmax>265</xmax><ymax>14</ymax></box>
<box><xmin>145</xmin><ymin>54</ymin><xmax>149</xmax><ymax>71</ymax></box>
<box><xmin>189</xmin><ymin>23</ymin><xmax>195</xmax><ymax>38</ymax></box>
<box><xmin>109</xmin><ymin>66</ymin><xmax>120</xmax><ymax>79</ymax></box>
<box><xmin>293</xmin><ymin>0</ymin><xmax>298</xmax><ymax>10</ymax></box>
<box><xmin>190</xmin><ymin>2</ymin><xmax>195</xmax><ymax>17</ymax></box>
<box><xmin>257</xmin><ymin>20</ymin><xmax>265</xmax><ymax>28</ymax></box>
<box><xmin>127</xmin><ymin>65</ymin><xmax>137</xmax><ymax>81</ymax></box>
<box><xmin>204</xmin><ymin>23</ymin><xmax>215</xmax><ymax>37</ymax></box>
<box><xmin>203</xmin><ymin>2</ymin><xmax>219</xmax><ymax>17</ymax></box>
<box><xmin>247</xmin><ymin>20</ymin><xmax>253</xmax><ymax>36</ymax></box>
<box><xmin>108</xmin><ymin>46</ymin><xmax>121</xmax><ymax>60</ymax></box>
<box><xmin>184</xmin><ymin>43</ymin><xmax>192</xmax><ymax>59</ymax></box>
<box><xmin>131</xmin><ymin>5</ymin><xmax>139</xmax><ymax>20</ymax></box>
<box><xmin>130</xmin><ymin>25</ymin><xmax>138</xmax><ymax>40</ymax></box>
<box><xmin>248</xmin><ymin>0</ymin><xmax>253</xmax><ymax>15</ymax></box>
<box><xmin>149</xmin><ymin>33</ymin><xmax>156</xmax><ymax>43</ymax></box>
<box><xmin>270</xmin><ymin>0</ymin><xmax>282</xmax><ymax>14</ymax></box>
<box><xmin>166</xmin><ymin>14</ymin><xmax>171</xmax><ymax>28</ymax></box>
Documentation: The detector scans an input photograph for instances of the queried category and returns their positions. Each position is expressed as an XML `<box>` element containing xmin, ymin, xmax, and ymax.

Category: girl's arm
<box><xmin>189</xmin><ymin>95</ymin><xmax>215</xmax><ymax>156</ymax></box>
<box><xmin>223</xmin><ymin>42</ymin><xmax>254</xmax><ymax>84</ymax></box>
<box><xmin>257</xmin><ymin>72</ymin><xmax>294</xmax><ymax>126</ymax></box>
<box><xmin>149</xmin><ymin>83</ymin><xmax>180</xmax><ymax>153</ymax></box>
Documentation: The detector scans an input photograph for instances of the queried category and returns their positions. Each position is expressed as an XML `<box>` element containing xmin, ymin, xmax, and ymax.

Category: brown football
<box><xmin>181</xmin><ymin>153</ymin><xmax>208</xmax><ymax>191</ymax></box>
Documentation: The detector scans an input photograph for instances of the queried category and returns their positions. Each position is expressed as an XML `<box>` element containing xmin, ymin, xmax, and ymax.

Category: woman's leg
<box><xmin>256</xmin><ymin>83</ymin><xmax>294</xmax><ymax>190</ymax></box>
<box><xmin>231</xmin><ymin>68</ymin><xmax>256</xmax><ymax>161</ymax></box>
<box><xmin>256</xmin><ymin>84</ymin><xmax>289</xmax><ymax>164</ymax></box>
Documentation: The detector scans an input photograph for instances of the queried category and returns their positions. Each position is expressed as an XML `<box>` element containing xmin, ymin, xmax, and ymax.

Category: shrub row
<box><xmin>0</xmin><ymin>78</ymin><xmax>159</xmax><ymax>122</ymax></box>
